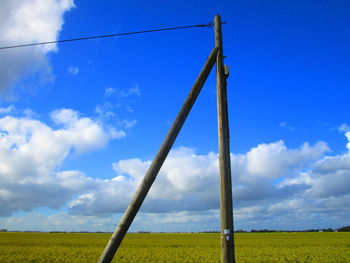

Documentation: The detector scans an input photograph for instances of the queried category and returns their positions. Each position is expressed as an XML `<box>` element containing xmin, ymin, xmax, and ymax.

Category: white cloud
<box><xmin>0</xmin><ymin>0</ymin><xmax>75</xmax><ymax>95</ymax></box>
<box><xmin>95</xmin><ymin>103</ymin><xmax>137</xmax><ymax>129</ymax></box>
<box><xmin>68</xmin><ymin>136</ymin><xmax>350</xmax><ymax>229</ymax></box>
<box><xmin>104</xmin><ymin>86</ymin><xmax>141</xmax><ymax>98</ymax></box>
<box><xmin>0</xmin><ymin>211</ymin><xmax>121</xmax><ymax>232</ymax></box>
<box><xmin>109</xmin><ymin>86</ymin><xmax>141</xmax><ymax>98</ymax></box>
<box><xmin>279</xmin><ymin>121</ymin><xmax>295</xmax><ymax>131</ymax></box>
<box><xmin>338</xmin><ymin>123</ymin><xmax>350</xmax><ymax>133</ymax></box>
<box><xmin>67</xmin><ymin>148</ymin><xmax>219</xmax><ymax>215</ymax></box>
<box><xmin>346</xmin><ymin>131</ymin><xmax>350</xmax><ymax>151</ymax></box>
<box><xmin>67</xmin><ymin>141</ymin><xmax>330</xmax><ymax>215</ymax></box>
<box><xmin>304</xmin><ymin>133</ymin><xmax>350</xmax><ymax>199</ymax></box>
<box><xmin>125</xmin><ymin>85</ymin><xmax>141</xmax><ymax>97</ymax></box>
<box><xmin>22</xmin><ymin>108</ymin><xmax>39</xmax><ymax>118</ymax></box>
<box><xmin>0</xmin><ymin>105</ymin><xmax>15</xmax><ymax>114</ymax></box>
<box><xmin>117</xmin><ymin>119</ymin><xmax>137</xmax><ymax>129</ymax></box>
<box><xmin>51</xmin><ymin>108</ymin><xmax>125</xmax><ymax>154</ymax></box>
<box><xmin>245</xmin><ymin>141</ymin><xmax>328</xmax><ymax>180</ymax></box>
<box><xmin>68</xmin><ymin>66</ymin><xmax>79</xmax><ymax>75</ymax></box>
<box><xmin>104</xmin><ymin>87</ymin><xmax>116</xmax><ymax>97</ymax></box>
<box><xmin>0</xmin><ymin>210</ymin><xmax>219</xmax><ymax>232</ymax></box>
<box><xmin>95</xmin><ymin>102</ymin><xmax>117</xmax><ymax>119</ymax></box>
<box><xmin>98</xmin><ymin>85</ymin><xmax>141</xmax><ymax>130</ymax></box>
<box><xmin>0</xmin><ymin>108</ymin><xmax>123</xmax><ymax>215</ymax></box>
<box><xmin>2</xmin><ymin>115</ymin><xmax>350</xmax><ymax>230</ymax></box>
<box><xmin>279</xmin><ymin>122</ymin><xmax>287</xmax><ymax>127</ymax></box>
<box><xmin>133</xmin><ymin>210</ymin><xmax>220</xmax><ymax>232</ymax></box>
<box><xmin>308</xmin><ymin>169</ymin><xmax>350</xmax><ymax>198</ymax></box>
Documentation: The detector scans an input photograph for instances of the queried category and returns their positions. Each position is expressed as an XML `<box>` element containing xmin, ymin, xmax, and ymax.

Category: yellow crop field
<box><xmin>0</xmin><ymin>232</ymin><xmax>349</xmax><ymax>262</ymax></box>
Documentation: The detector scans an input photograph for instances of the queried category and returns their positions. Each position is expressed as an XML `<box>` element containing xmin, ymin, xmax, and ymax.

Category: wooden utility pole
<box><xmin>215</xmin><ymin>14</ymin><xmax>235</xmax><ymax>263</ymax></box>
<box><xmin>98</xmin><ymin>47</ymin><xmax>218</xmax><ymax>263</ymax></box>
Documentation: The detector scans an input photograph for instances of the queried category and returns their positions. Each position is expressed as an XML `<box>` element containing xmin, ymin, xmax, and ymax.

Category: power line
<box><xmin>0</xmin><ymin>22</ymin><xmax>214</xmax><ymax>50</ymax></box>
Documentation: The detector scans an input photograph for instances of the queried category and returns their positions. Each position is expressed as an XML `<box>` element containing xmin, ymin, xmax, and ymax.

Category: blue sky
<box><xmin>0</xmin><ymin>0</ymin><xmax>350</xmax><ymax>232</ymax></box>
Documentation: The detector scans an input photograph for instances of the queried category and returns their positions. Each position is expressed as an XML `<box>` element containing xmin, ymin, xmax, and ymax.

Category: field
<box><xmin>0</xmin><ymin>232</ymin><xmax>349</xmax><ymax>262</ymax></box>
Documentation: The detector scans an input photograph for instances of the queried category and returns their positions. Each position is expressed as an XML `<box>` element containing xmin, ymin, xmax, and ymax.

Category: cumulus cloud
<box><xmin>0</xmin><ymin>108</ymin><xmax>123</xmax><ymax>215</ymax></box>
<box><xmin>68</xmin><ymin>141</ymin><xmax>330</xmax><ymax>215</ymax></box>
<box><xmin>346</xmin><ymin>131</ymin><xmax>350</xmax><ymax>151</ymax></box>
<box><xmin>338</xmin><ymin>123</ymin><xmax>350</xmax><ymax>133</ymax></box>
<box><xmin>304</xmin><ymin>151</ymin><xmax>350</xmax><ymax>199</ymax></box>
<box><xmin>68</xmin><ymin>147</ymin><xmax>220</xmax><ymax>215</ymax></box>
<box><xmin>0</xmin><ymin>0</ymin><xmax>75</xmax><ymax>95</ymax></box>
<box><xmin>244</xmin><ymin>140</ymin><xmax>328</xmax><ymax>180</ymax></box>
<box><xmin>67</xmin><ymin>134</ymin><xmax>350</xmax><ymax>229</ymax></box>
<box><xmin>2</xmin><ymin>113</ymin><xmax>350</xmax><ymax>230</ymax></box>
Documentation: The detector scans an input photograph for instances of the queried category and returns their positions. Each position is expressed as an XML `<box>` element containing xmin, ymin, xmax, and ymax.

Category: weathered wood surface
<box><xmin>215</xmin><ymin>14</ymin><xmax>235</xmax><ymax>263</ymax></box>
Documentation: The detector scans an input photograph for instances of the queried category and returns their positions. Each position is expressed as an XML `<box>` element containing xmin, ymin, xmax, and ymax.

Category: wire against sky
<box><xmin>0</xmin><ymin>23</ymin><xmax>214</xmax><ymax>50</ymax></box>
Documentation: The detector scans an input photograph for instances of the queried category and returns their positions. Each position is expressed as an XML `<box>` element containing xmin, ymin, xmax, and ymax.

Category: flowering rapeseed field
<box><xmin>0</xmin><ymin>232</ymin><xmax>349</xmax><ymax>262</ymax></box>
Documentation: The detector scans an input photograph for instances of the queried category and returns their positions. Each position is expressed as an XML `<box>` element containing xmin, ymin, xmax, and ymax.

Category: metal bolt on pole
<box><xmin>214</xmin><ymin>14</ymin><xmax>236</xmax><ymax>263</ymax></box>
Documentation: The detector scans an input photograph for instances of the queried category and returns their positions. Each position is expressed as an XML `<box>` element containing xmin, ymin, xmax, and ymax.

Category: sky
<box><xmin>0</xmin><ymin>0</ymin><xmax>349</xmax><ymax>233</ymax></box>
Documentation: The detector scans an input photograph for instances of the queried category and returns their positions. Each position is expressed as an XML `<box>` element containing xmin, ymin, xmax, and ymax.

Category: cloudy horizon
<box><xmin>1</xmin><ymin>105</ymin><xmax>349</xmax><ymax>231</ymax></box>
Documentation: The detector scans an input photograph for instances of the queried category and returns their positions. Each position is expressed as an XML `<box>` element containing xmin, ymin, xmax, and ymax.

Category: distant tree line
<box><xmin>244</xmin><ymin>226</ymin><xmax>350</xmax><ymax>233</ymax></box>
<box><xmin>201</xmin><ymin>227</ymin><xmax>350</xmax><ymax>233</ymax></box>
<box><xmin>338</xmin><ymin>225</ymin><xmax>350</xmax><ymax>232</ymax></box>
<box><xmin>2</xmin><ymin>225</ymin><xmax>350</xmax><ymax>233</ymax></box>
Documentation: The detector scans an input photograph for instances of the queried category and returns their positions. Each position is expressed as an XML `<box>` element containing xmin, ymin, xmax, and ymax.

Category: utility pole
<box><xmin>97</xmin><ymin>47</ymin><xmax>218</xmax><ymax>263</ymax></box>
<box><xmin>97</xmin><ymin>15</ymin><xmax>235</xmax><ymax>263</ymax></box>
<box><xmin>214</xmin><ymin>14</ymin><xmax>236</xmax><ymax>263</ymax></box>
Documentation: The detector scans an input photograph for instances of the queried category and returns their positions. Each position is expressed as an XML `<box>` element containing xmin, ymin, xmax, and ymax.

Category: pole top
<box><xmin>213</xmin><ymin>15</ymin><xmax>226</xmax><ymax>26</ymax></box>
<box><xmin>214</xmin><ymin>15</ymin><xmax>223</xmax><ymax>51</ymax></box>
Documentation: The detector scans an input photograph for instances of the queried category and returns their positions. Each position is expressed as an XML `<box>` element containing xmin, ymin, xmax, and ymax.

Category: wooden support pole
<box><xmin>98</xmin><ymin>47</ymin><xmax>219</xmax><ymax>263</ymax></box>
<box><xmin>215</xmin><ymin>14</ymin><xmax>236</xmax><ymax>263</ymax></box>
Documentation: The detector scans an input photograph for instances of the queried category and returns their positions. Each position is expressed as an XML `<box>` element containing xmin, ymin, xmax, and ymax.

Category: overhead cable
<box><xmin>0</xmin><ymin>22</ymin><xmax>214</xmax><ymax>50</ymax></box>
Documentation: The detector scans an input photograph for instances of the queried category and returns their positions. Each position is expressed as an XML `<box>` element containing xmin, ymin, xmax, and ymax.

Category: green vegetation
<box><xmin>0</xmin><ymin>232</ymin><xmax>349</xmax><ymax>262</ymax></box>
